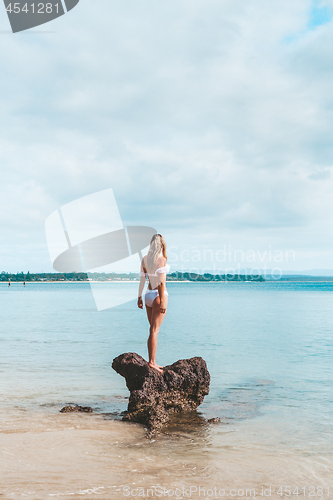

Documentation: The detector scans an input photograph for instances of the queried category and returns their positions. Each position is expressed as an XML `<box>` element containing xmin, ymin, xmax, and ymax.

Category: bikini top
<box><xmin>140</xmin><ymin>264</ymin><xmax>170</xmax><ymax>278</ymax></box>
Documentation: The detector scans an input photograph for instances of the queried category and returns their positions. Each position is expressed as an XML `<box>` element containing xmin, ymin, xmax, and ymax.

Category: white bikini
<box><xmin>140</xmin><ymin>264</ymin><xmax>170</xmax><ymax>308</ymax></box>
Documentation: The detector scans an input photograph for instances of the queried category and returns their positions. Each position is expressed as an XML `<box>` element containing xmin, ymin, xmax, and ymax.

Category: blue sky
<box><xmin>0</xmin><ymin>0</ymin><xmax>333</xmax><ymax>273</ymax></box>
<box><xmin>308</xmin><ymin>1</ymin><xmax>332</xmax><ymax>29</ymax></box>
<box><xmin>283</xmin><ymin>1</ymin><xmax>332</xmax><ymax>42</ymax></box>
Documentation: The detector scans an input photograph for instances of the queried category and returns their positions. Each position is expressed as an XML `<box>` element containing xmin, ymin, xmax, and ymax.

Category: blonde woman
<box><xmin>137</xmin><ymin>234</ymin><xmax>170</xmax><ymax>373</ymax></box>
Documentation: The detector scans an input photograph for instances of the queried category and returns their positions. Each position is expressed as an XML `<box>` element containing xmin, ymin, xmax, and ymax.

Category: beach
<box><xmin>1</xmin><ymin>406</ymin><xmax>331</xmax><ymax>499</ymax></box>
<box><xmin>0</xmin><ymin>282</ymin><xmax>332</xmax><ymax>498</ymax></box>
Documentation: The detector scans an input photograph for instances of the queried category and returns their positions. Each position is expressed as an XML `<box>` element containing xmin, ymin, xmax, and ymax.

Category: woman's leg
<box><xmin>146</xmin><ymin>305</ymin><xmax>153</xmax><ymax>358</ymax></box>
<box><xmin>146</xmin><ymin>304</ymin><xmax>152</xmax><ymax>326</ymax></box>
<box><xmin>148</xmin><ymin>294</ymin><xmax>168</xmax><ymax>372</ymax></box>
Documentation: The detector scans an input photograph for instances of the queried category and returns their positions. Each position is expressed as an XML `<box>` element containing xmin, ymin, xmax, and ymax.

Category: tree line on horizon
<box><xmin>0</xmin><ymin>271</ymin><xmax>265</xmax><ymax>282</ymax></box>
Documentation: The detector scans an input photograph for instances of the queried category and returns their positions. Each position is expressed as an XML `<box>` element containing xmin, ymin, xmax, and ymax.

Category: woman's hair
<box><xmin>147</xmin><ymin>234</ymin><xmax>167</xmax><ymax>269</ymax></box>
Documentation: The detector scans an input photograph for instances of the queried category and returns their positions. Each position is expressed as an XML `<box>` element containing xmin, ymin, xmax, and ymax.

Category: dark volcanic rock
<box><xmin>112</xmin><ymin>352</ymin><xmax>210</xmax><ymax>436</ymax></box>
<box><xmin>207</xmin><ymin>417</ymin><xmax>221</xmax><ymax>424</ymax></box>
<box><xmin>60</xmin><ymin>404</ymin><xmax>93</xmax><ymax>413</ymax></box>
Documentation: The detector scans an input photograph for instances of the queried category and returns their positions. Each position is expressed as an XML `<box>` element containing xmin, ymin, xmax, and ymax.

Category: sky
<box><xmin>1</xmin><ymin>0</ymin><xmax>333</xmax><ymax>274</ymax></box>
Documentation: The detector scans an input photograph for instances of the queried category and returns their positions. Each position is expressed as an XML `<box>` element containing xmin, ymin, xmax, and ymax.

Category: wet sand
<box><xmin>0</xmin><ymin>408</ymin><xmax>332</xmax><ymax>500</ymax></box>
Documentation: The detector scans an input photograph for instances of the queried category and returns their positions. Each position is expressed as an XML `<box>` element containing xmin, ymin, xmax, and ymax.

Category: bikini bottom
<box><xmin>144</xmin><ymin>289</ymin><xmax>168</xmax><ymax>308</ymax></box>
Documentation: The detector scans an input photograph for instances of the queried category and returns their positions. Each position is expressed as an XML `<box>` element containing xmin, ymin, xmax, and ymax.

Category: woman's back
<box><xmin>143</xmin><ymin>255</ymin><xmax>169</xmax><ymax>290</ymax></box>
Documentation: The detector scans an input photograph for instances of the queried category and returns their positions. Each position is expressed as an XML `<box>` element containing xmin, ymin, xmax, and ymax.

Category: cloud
<box><xmin>308</xmin><ymin>166</ymin><xmax>332</xmax><ymax>180</ymax></box>
<box><xmin>0</xmin><ymin>0</ymin><xmax>333</xmax><ymax>270</ymax></box>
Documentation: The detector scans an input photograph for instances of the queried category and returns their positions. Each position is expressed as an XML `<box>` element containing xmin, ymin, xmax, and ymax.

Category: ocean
<box><xmin>0</xmin><ymin>281</ymin><xmax>332</xmax><ymax>499</ymax></box>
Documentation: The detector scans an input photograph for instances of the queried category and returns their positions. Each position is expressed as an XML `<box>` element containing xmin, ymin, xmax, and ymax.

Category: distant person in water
<box><xmin>8</xmin><ymin>281</ymin><xmax>10</xmax><ymax>287</ymax></box>
<box><xmin>137</xmin><ymin>234</ymin><xmax>170</xmax><ymax>373</ymax></box>
<box><xmin>23</xmin><ymin>282</ymin><xmax>26</xmax><ymax>286</ymax></box>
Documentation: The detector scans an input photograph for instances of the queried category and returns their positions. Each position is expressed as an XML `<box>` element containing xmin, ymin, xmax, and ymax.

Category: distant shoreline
<box><xmin>1</xmin><ymin>271</ymin><xmax>265</xmax><ymax>283</ymax></box>
<box><xmin>2</xmin><ymin>280</ymin><xmax>191</xmax><ymax>284</ymax></box>
<box><xmin>2</xmin><ymin>278</ymin><xmax>333</xmax><ymax>284</ymax></box>
<box><xmin>2</xmin><ymin>272</ymin><xmax>333</xmax><ymax>284</ymax></box>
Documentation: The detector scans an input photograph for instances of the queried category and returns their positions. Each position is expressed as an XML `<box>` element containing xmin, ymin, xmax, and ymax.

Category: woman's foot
<box><xmin>148</xmin><ymin>362</ymin><xmax>163</xmax><ymax>373</ymax></box>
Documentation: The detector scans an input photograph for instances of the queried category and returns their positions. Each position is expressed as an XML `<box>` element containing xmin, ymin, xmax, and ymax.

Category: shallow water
<box><xmin>0</xmin><ymin>281</ymin><xmax>332</xmax><ymax>498</ymax></box>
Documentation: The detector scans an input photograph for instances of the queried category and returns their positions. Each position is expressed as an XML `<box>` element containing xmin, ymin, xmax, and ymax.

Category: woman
<box><xmin>137</xmin><ymin>234</ymin><xmax>170</xmax><ymax>373</ymax></box>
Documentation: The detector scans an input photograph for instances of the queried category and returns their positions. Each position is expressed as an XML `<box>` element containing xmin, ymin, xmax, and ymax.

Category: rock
<box><xmin>207</xmin><ymin>417</ymin><xmax>221</xmax><ymax>424</ymax></box>
<box><xmin>60</xmin><ymin>404</ymin><xmax>93</xmax><ymax>413</ymax></box>
<box><xmin>112</xmin><ymin>352</ymin><xmax>210</xmax><ymax>437</ymax></box>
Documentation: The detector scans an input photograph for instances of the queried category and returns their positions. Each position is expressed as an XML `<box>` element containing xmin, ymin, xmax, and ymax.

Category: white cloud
<box><xmin>0</xmin><ymin>0</ymin><xmax>333</xmax><ymax>271</ymax></box>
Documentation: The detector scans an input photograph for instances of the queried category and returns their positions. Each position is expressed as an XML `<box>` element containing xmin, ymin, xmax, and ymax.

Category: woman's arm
<box><xmin>158</xmin><ymin>280</ymin><xmax>166</xmax><ymax>314</ymax></box>
<box><xmin>155</xmin><ymin>256</ymin><xmax>167</xmax><ymax>313</ymax></box>
<box><xmin>137</xmin><ymin>258</ymin><xmax>147</xmax><ymax>309</ymax></box>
